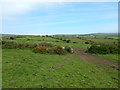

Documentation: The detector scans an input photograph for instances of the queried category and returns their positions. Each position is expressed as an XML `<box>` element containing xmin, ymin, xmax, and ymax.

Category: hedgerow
<box><xmin>1</xmin><ymin>41</ymin><xmax>74</xmax><ymax>55</ymax></box>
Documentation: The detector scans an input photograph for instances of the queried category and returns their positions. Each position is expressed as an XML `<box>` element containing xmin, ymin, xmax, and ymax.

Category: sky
<box><xmin>1</xmin><ymin>1</ymin><xmax>118</xmax><ymax>35</ymax></box>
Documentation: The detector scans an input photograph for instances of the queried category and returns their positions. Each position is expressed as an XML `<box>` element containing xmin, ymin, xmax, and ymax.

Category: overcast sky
<box><xmin>1</xmin><ymin>1</ymin><xmax>118</xmax><ymax>35</ymax></box>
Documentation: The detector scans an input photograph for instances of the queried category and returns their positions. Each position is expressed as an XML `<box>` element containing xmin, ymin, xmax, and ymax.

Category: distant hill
<box><xmin>1</xmin><ymin>34</ymin><xmax>16</xmax><ymax>37</ymax></box>
<box><xmin>54</xmin><ymin>33</ymin><xmax>119</xmax><ymax>37</ymax></box>
<box><xmin>85</xmin><ymin>33</ymin><xmax>118</xmax><ymax>36</ymax></box>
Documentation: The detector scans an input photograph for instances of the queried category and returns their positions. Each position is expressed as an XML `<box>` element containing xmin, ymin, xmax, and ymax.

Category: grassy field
<box><xmin>2</xmin><ymin>49</ymin><xmax>118</xmax><ymax>88</ymax></box>
<box><xmin>2</xmin><ymin>34</ymin><xmax>119</xmax><ymax>88</ymax></box>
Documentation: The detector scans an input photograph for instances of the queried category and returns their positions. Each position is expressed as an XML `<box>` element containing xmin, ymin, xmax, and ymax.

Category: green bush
<box><xmin>86</xmin><ymin>44</ymin><xmax>118</xmax><ymax>54</ymax></box>
<box><xmin>10</xmin><ymin>37</ymin><xmax>16</xmax><ymax>40</ymax></box>
<box><xmin>2</xmin><ymin>41</ymin><xmax>35</xmax><ymax>49</ymax></box>
<box><xmin>85</xmin><ymin>41</ymin><xmax>89</xmax><ymax>44</ymax></box>
<box><xmin>73</xmin><ymin>42</ymin><xmax>77</xmax><ymax>43</ymax></box>
<box><xmin>66</xmin><ymin>40</ymin><xmax>71</xmax><ymax>43</ymax></box>
<box><xmin>2</xmin><ymin>41</ymin><xmax>18</xmax><ymax>49</ymax></box>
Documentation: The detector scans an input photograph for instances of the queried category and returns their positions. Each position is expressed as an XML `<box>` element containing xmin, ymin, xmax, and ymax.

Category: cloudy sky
<box><xmin>1</xmin><ymin>0</ymin><xmax>118</xmax><ymax>35</ymax></box>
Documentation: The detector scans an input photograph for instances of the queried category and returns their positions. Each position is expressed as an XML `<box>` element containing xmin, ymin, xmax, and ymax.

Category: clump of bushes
<box><xmin>1</xmin><ymin>41</ymin><xmax>36</xmax><ymax>49</ymax></box>
<box><xmin>32</xmin><ymin>45</ymin><xmax>66</xmax><ymax>55</ymax></box>
<box><xmin>2</xmin><ymin>40</ymin><xmax>74</xmax><ymax>55</ymax></box>
<box><xmin>2</xmin><ymin>41</ymin><xmax>18</xmax><ymax>49</ymax></box>
<box><xmin>10</xmin><ymin>37</ymin><xmax>16</xmax><ymax>40</ymax></box>
<box><xmin>85</xmin><ymin>41</ymin><xmax>89</xmax><ymax>44</ymax></box>
<box><xmin>32</xmin><ymin>42</ymin><xmax>74</xmax><ymax>55</ymax></box>
<box><xmin>66</xmin><ymin>40</ymin><xmax>71</xmax><ymax>43</ymax></box>
<box><xmin>73</xmin><ymin>42</ymin><xmax>77</xmax><ymax>43</ymax></box>
<box><xmin>86</xmin><ymin>43</ymin><xmax>119</xmax><ymax>54</ymax></box>
<box><xmin>64</xmin><ymin>46</ymin><xmax>74</xmax><ymax>53</ymax></box>
<box><xmin>52</xmin><ymin>46</ymin><xmax>66</xmax><ymax>55</ymax></box>
<box><xmin>32</xmin><ymin>46</ymin><xmax>47</xmax><ymax>53</ymax></box>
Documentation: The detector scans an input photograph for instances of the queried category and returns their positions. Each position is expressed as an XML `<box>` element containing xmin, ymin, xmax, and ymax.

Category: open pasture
<box><xmin>2</xmin><ymin>34</ymin><xmax>119</xmax><ymax>88</ymax></box>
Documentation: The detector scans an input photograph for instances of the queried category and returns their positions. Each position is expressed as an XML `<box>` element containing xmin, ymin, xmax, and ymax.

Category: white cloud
<box><xmin>2</xmin><ymin>2</ymin><xmax>66</xmax><ymax>18</ymax></box>
<box><xmin>1</xmin><ymin>0</ymin><xmax>118</xmax><ymax>19</ymax></box>
<box><xmin>2</xmin><ymin>3</ymin><xmax>34</xmax><ymax>16</ymax></box>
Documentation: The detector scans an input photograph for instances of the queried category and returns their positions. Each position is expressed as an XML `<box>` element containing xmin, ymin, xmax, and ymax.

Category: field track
<box><xmin>51</xmin><ymin>48</ymin><xmax>119</xmax><ymax>71</ymax></box>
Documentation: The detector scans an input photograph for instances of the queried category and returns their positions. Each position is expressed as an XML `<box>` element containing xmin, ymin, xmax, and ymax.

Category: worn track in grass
<box><xmin>50</xmin><ymin>48</ymin><xmax>119</xmax><ymax>71</ymax></box>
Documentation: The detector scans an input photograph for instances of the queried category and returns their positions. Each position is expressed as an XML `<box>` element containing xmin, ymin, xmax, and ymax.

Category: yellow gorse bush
<box><xmin>33</xmin><ymin>46</ymin><xmax>47</xmax><ymax>53</ymax></box>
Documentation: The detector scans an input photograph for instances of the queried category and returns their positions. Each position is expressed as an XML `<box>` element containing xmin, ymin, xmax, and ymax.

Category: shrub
<box><xmin>65</xmin><ymin>46</ymin><xmax>73</xmax><ymax>53</ymax></box>
<box><xmin>85</xmin><ymin>41</ymin><xmax>89</xmax><ymax>44</ymax></box>
<box><xmin>86</xmin><ymin>44</ymin><xmax>118</xmax><ymax>54</ymax></box>
<box><xmin>66</xmin><ymin>40</ymin><xmax>71</xmax><ymax>43</ymax></box>
<box><xmin>62</xmin><ymin>40</ymin><xmax>66</xmax><ymax>42</ymax></box>
<box><xmin>55</xmin><ymin>41</ymin><xmax>59</xmax><ymax>42</ymax></box>
<box><xmin>33</xmin><ymin>46</ymin><xmax>47</xmax><ymax>53</ymax></box>
<box><xmin>2</xmin><ymin>41</ymin><xmax>7</xmax><ymax>44</ymax></box>
<box><xmin>2</xmin><ymin>41</ymin><xmax>36</xmax><ymax>49</ymax></box>
<box><xmin>2</xmin><ymin>41</ymin><xmax>18</xmax><ymax>49</ymax></box>
<box><xmin>73</xmin><ymin>42</ymin><xmax>77</xmax><ymax>43</ymax></box>
<box><xmin>47</xmin><ymin>47</ymin><xmax>55</xmax><ymax>54</ymax></box>
<box><xmin>27</xmin><ymin>39</ymin><xmax>31</xmax><ymax>41</ymax></box>
<box><xmin>33</xmin><ymin>45</ymin><xmax>66</xmax><ymax>55</ymax></box>
<box><xmin>108</xmin><ymin>45</ymin><xmax>118</xmax><ymax>54</ymax></box>
<box><xmin>10</xmin><ymin>37</ymin><xmax>16</xmax><ymax>40</ymax></box>
<box><xmin>53</xmin><ymin>46</ymin><xmax>66</xmax><ymax>55</ymax></box>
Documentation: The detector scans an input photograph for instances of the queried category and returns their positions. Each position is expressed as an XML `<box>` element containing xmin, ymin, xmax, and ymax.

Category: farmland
<box><xmin>1</xmin><ymin>33</ymin><xmax>119</xmax><ymax>88</ymax></box>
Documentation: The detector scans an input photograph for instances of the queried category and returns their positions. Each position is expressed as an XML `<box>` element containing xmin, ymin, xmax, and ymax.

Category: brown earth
<box><xmin>50</xmin><ymin>48</ymin><xmax>119</xmax><ymax>71</ymax></box>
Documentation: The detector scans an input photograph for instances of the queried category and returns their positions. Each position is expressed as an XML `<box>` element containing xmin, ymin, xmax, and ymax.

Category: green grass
<box><xmin>2</xmin><ymin>35</ymin><xmax>119</xmax><ymax>88</ymax></box>
<box><xmin>2</xmin><ymin>49</ymin><xmax>118</xmax><ymax>88</ymax></box>
<box><xmin>52</xmin><ymin>42</ymin><xmax>90</xmax><ymax>50</ymax></box>
<box><xmin>107</xmin><ymin>37</ymin><xmax>120</xmax><ymax>39</ymax></box>
<box><xmin>87</xmin><ymin>38</ymin><xmax>118</xmax><ymax>44</ymax></box>
<box><xmin>97</xmin><ymin>54</ymin><xmax>118</xmax><ymax>64</ymax></box>
<box><xmin>2</xmin><ymin>37</ymin><xmax>91</xmax><ymax>50</ymax></box>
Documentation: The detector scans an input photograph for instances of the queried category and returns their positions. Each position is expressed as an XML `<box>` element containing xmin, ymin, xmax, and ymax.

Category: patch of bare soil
<box><xmin>73</xmin><ymin>48</ymin><xmax>119</xmax><ymax>71</ymax></box>
<box><xmin>50</xmin><ymin>48</ymin><xmax>119</xmax><ymax>71</ymax></box>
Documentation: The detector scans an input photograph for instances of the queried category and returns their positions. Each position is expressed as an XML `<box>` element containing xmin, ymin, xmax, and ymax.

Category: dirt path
<box><xmin>50</xmin><ymin>48</ymin><xmax>119</xmax><ymax>71</ymax></box>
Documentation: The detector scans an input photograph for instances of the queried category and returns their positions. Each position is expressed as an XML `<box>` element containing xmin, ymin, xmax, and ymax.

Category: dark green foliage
<box><xmin>85</xmin><ymin>41</ymin><xmax>89</xmax><ymax>44</ymax></box>
<box><xmin>62</xmin><ymin>39</ymin><xmax>66</xmax><ymax>42</ymax></box>
<box><xmin>27</xmin><ymin>39</ymin><xmax>31</xmax><ymax>41</ymax></box>
<box><xmin>86</xmin><ymin>44</ymin><xmax>118</xmax><ymax>54</ymax></box>
<box><xmin>66</xmin><ymin>40</ymin><xmax>71</xmax><ymax>43</ymax></box>
<box><xmin>55</xmin><ymin>41</ymin><xmax>59</xmax><ymax>42</ymax></box>
<box><xmin>73</xmin><ymin>42</ymin><xmax>77</xmax><ymax>43</ymax></box>
<box><xmin>10</xmin><ymin>37</ymin><xmax>16</xmax><ymax>40</ymax></box>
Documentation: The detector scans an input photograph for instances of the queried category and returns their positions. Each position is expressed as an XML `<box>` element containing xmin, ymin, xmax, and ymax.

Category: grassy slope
<box><xmin>2</xmin><ymin>49</ymin><xmax>118</xmax><ymax>88</ymax></box>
